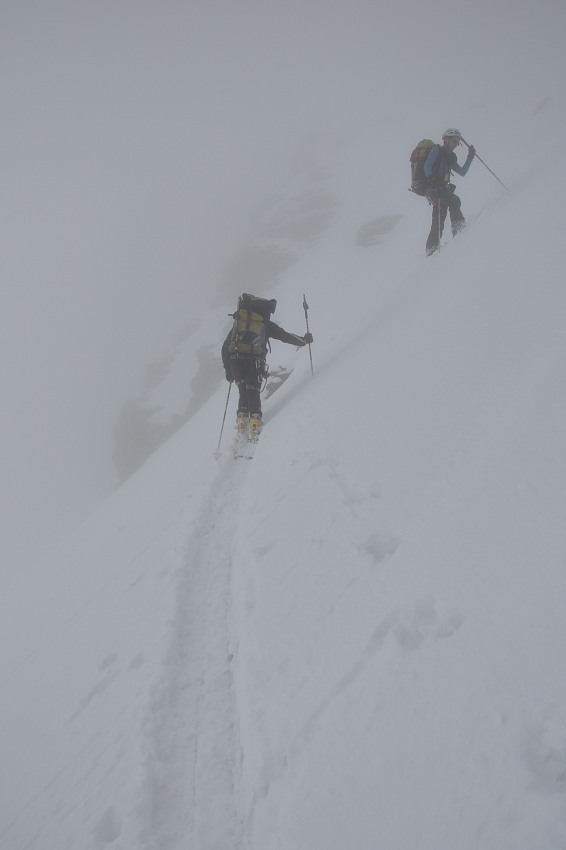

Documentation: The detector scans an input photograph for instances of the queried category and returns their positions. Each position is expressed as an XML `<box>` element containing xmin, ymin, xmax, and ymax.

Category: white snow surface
<box><xmin>3</xmin><ymin>100</ymin><xmax>566</xmax><ymax>849</ymax></box>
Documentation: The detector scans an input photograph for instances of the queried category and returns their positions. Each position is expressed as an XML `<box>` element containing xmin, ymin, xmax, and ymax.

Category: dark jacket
<box><xmin>424</xmin><ymin>144</ymin><xmax>474</xmax><ymax>185</ymax></box>
<box><xmin>222</xmin><ymin>321</ymin><xmax>306</xmax><ymax>370</ymax></box>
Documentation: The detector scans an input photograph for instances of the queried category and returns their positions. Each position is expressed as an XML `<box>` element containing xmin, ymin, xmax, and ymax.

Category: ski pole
<box><xmin>461</xmin><ymin>138</ymin><xmax>507</xmax><ymax>190</ymax></box>
<box><xmin>302</xmin><ymin>293</ymin><xmax>314</xmax><ymax>376</ymax></box>
<box><xmin>216</xmin><ymin>382</ymin><xmax>232</xmax><ymax>455</ymax></box>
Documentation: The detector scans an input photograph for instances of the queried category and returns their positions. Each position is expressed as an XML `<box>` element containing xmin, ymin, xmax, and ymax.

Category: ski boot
<box><xmin>236</xmin><ymin>410</ymin><xmax>249</xmax><ymax>438</ymax></box>
<box><xmin>248</xmin><ymin>413</ymin><xmax>263</xmax><ymax>443</ymax></box>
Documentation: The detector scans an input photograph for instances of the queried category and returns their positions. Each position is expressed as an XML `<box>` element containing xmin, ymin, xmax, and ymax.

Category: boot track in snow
<box><xmin>136</xmin><ymin>453</ymin><xmax>249</xmax><ymax>850</ymax></box>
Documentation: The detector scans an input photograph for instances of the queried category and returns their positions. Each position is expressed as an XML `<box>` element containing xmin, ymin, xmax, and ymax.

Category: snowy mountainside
<box><xmin>231</xmin><ymin>165</ymin><xmax>566</xmax><ymax>848</ymax></box>
<box><xmin>3</xmin><ymin>100</ymin><xmax>566</xmax><ymax>850</ymax></box>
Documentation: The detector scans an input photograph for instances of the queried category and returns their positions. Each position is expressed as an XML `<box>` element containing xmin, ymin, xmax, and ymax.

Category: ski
<box><xmin>233</xmin><ymin>434</ymin><xmax>258</xmax><ymax>460</ymax></box>
<box><xmin>264</xmin><ymin>366</ymin><xmax>293</xmax><ymax>399</ymax></box>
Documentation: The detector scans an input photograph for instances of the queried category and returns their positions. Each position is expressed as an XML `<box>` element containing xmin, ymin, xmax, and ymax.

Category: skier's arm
<box><xmin>452</xmin><ymin>148</ymin><xmax>475</xmax><ymax>176</ymax></box>
<box><xmin>268</xmin><ymin>321</ymin><xmax>308</xmax><ymax>347</ymax></box>
<box><xmin>221</xmin><ymin>333</ymin><xmax>231</xmax><ymax>368</ymax></box>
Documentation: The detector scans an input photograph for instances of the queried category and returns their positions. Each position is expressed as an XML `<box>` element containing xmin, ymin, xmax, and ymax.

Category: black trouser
<box><xmin>229</xmin><ymin>356</ymin><xmax>263</xmax><ymax>416</ymax></box>
<box><xmin>426</xmin><ymin>186</ymin><xmax>465</xmax><ymax>255</ymax></box>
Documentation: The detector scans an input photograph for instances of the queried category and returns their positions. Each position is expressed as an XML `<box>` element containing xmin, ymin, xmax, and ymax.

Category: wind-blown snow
<box><xmin>3</xmin><ymin>2</ymin><xmax>566</xmax><ymax>847</ymax></box>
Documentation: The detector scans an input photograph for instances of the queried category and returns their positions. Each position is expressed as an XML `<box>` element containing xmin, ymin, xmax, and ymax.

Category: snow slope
<box><xmin>3</xmin><ymin>95</ymin><xmax>566</xmax><ymax>850</ymax></box>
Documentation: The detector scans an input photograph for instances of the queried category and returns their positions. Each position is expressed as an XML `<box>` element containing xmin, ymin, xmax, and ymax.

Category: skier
<box><xmin>221</xmin><ymin>294</ymin><xmax>313</xmax><ymax>441</ymax></box>
<box><xmin>423</xmin><ymin>128</ymin><xmax>476</xmax><ymax>256</ymax></box>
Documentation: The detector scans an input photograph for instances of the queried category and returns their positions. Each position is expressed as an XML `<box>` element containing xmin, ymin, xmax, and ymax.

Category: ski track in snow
<box><xmin>137</xmin><ymin>446</ymin><xmax>247</xmax><ymax>850</ymax></box>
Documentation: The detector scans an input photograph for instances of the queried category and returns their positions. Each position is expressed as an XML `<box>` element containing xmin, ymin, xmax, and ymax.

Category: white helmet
<box><xmin>442</xmin><ymin>127</ymin><xmax>462</xmax><ymax>140</ymax></box>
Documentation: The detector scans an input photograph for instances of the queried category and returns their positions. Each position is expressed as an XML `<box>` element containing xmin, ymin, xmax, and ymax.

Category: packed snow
<box><xmin>3</xmin><ymin>2</ymin><xmax>566</xmax><ymax>849</ymax></box>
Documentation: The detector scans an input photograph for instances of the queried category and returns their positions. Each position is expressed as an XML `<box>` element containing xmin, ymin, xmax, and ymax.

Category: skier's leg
<box><xmin>426</xmin><ymin>202</ymin><xmax>440</xmax><ymax>255</ymax></box>
<box><xmin>447</xmin><ymin>190</ymin><xmax>465</xmax><ymax>235</ymax></box>
<box><xmin>426</xmin><ymin>197</ymin><xmax>448</xmax><ymax>255</ymax></box>
<box><xmin>244</xmin><ymin>359</ymin><xmax>262</xmax><ymax>417</ymax></box>
<box><xmin>244</xmin><ymin>360</ymin><xmax>263</xmax><ymax>440</ymax></box>
<box><xmin>229</xmin><ymin>358</ymin><xmax>250</xmax><ymax>435</ymax></box>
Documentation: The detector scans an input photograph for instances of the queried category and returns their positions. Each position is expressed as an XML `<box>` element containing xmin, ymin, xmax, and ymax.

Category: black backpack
<box><xmin>228</xmin><ymin>293</ymin><xmax>276</xmax><ymax>358</ymax></box>
<box><xmin>410</xmin><ymin>139</ymin><xmax>435</xmax><ymax>195</ymax></box>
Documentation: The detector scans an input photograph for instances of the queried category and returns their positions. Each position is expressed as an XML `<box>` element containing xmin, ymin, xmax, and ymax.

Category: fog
<box><xmin>1</xmin><ymin>0</ymin><xmax>562</xmax><ymax>573</ymax></box>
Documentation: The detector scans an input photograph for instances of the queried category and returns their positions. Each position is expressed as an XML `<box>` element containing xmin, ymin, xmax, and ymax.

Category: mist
<box><xmin>1</xmin><ymin>0</ymin><xmax>562</xmax><ymax>574</ymax></box>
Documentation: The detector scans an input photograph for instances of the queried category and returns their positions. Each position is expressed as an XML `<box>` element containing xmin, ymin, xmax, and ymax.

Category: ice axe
<box><xmin>461</xmin><ymin>137</ymin><xmax>507</xmax><ymax>190</ymax></box>
<box><xmin>302</xmin><ymin>293</ymin><xmax>314</xmax><ymax>376</ymax></box>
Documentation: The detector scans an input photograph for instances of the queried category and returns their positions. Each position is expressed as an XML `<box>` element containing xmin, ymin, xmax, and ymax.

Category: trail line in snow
<box><xmin>137</xmin><ymin>447</ymin><xmax>248</xmax><ymax>850</ymax></box>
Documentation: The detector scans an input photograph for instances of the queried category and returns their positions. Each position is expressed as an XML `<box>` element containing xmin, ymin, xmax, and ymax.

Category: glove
<box><xmin>225</xmin><ymin>369</ymin><xmax>233</xmax><ymax>383</ymax></box>
<box><xmin>303</xmin><ymin>332</ymin><xmax>313</xmax><ymax>344</ymax></box>
<box><xmin>467</xmin><ymin>144</ymin><xmax>476</xmax><ymax>160</ymax></box>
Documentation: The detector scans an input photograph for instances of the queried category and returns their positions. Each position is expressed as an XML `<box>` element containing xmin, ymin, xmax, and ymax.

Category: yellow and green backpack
<box><xmin>228</xmin><ymin>294</ymin><xmax>276</xmax><ymax>358</ymax></box>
